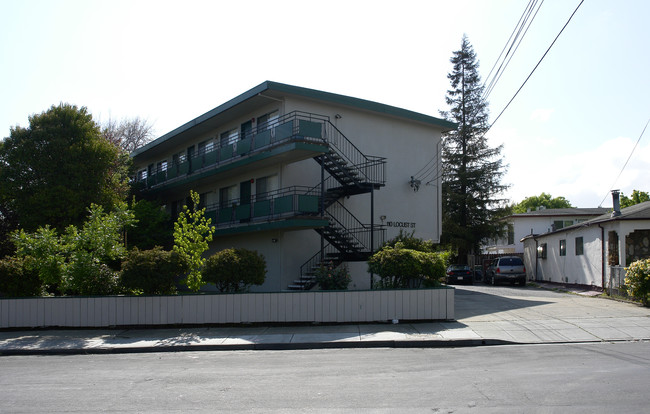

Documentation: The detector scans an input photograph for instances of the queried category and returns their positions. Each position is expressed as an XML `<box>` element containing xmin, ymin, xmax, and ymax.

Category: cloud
<box><xmin>530</xmin><ymin>108</ymin><xmax>555</xmax><ymax>122</ymax></box>
<box><xmin>504</xmin><ymin>135</ymin><xmax>650</xmax><ymax>207</ymax></box>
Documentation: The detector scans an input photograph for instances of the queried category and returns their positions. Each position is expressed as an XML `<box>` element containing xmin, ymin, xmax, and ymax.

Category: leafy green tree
<box><xmin>173</xmin><ymin>191</ymin><xmax>215</xmax><ymax>292</ymax></box>
<box><xmin>0</xmin><ymin>103</ymin><xmax>130</xmax><ymax>232</ymax></box>
<box><xmin>512</xmin><ymin>193</ymin><xmax>573</xmax><ymax>214</ymax></box>
<box><xmin>128</xmin><ymin>199</ymin><xmax>174</xmax><ymax>250</ymax></box>
<box><xmin>620</xmin><ymin>190</ymin><xmax>650</xmax><ymax>209</ymax></box>
<box><xmin>12</xmin><ymin>203</ymin><xmax>135</xmax><ymax>295</ymax></box>
<box><xmin>440</xmin><ymin>35</ymin><xmax>509</xmax><ymax>263</ymax></box>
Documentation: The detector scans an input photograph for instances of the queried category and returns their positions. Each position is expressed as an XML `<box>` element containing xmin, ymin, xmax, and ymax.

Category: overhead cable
<box><xmin>598</xmin><ymin>117</ymin><xmax>650</xmax><ymax>207</ymax></box>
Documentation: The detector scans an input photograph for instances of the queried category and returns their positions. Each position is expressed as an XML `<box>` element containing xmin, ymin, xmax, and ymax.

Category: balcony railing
<box><xmin>204</xmin><ymin>186</ymin><xmax>323</xmax><ymax>229</ymax></box>
<box><xmin>135</xmin><ymin>110</ymin><xmax>386</xmax><ymax>191</ymax></box>
<box><xmin>138</xmin><ymin>111</ymin><xmax>331</xmax><ymax>190</ymax></box>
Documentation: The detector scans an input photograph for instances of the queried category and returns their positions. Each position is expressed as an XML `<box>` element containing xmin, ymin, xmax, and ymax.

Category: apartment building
<box><xmin>131</xmin><ymin>81</ymin><xmax>455</xmax><ymax>291</ymax></box>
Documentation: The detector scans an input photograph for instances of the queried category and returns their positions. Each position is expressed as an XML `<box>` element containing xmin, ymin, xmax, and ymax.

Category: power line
<box><xmin>484</xmin><ymin>0</ymin><xmax>545</xmax><ymax>100</ymax></box>
<box><xmin>486</xmin><ymin>0</ymin><xmax>584</xmax><ymax>132</ymax></box>
<box><xmin>598</xmin><ymin>117</ymin><xmax>650</xmax><ymax>207</ymax></box>
<box><xmin>484</xmin><ymin>0</ymin><xmax>544</xmax><ymax>100</ymax></box>
<box><xmin>483</xmin><ymin>0</ymin><xmax>534</xmax><ymax>87</ymax></box>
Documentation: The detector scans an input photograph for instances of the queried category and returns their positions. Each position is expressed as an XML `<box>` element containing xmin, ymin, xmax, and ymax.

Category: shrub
<box><xmin>368</xmin><ymin>243</ymin><xmax>449</xmax><ymax>289</ymax></box>
<box><xmin>11</xmin><ymin>202</ymin><xmax>134</xmax><ymax>296</ymax></box>
<box><xmin>625</xmin><ymin>258</ymin><xmax>650</xmax><ymax>306</ymax></box>
<box><xmin>381</xmin><ymin>230</ymin><xmax>437</xmax><ymax>252</ymax></box>
<box><xmin>65</xmin><ymin>253</ymin><xmax>120</xmax><ymax>296</ymax></box>
<box><xmin>120</xmin><ymin>247</ymin><xmax>188</xmax><ymax>295</ymax></box>
<box><xmin>203</xmin><ymin>248</ymin><xmax>266</xmax><ymax>293</ymax></box>
<box><xmin>315</xmin><ymin>262</ymin><xmax>351</xmax><ymax>290</ymax></box>
<box><xmin>0</xmin><ymin>256</ymin><xmax>42</xmax><ymax>297</ymax></box>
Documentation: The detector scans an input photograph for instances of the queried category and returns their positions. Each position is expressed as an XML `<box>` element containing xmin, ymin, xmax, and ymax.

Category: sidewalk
<box><xmin>1</xmin><ymin>285</ymin><xmax>649</xmax><ymax>355</ymax></box>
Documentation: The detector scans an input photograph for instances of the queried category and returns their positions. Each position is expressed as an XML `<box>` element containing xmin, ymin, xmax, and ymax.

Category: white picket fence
<box><xmin>0</xmin><ymin>288</ymin><xmax>454</xmax><ymax>328</ymax></box>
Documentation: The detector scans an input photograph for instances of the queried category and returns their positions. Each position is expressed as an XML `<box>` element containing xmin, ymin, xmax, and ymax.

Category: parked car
<box><xmin>486</xmin><ymin>256</ymin><xmax>526</xmax><ymax>286</ymax></box>
<box><xmin>446</xmin><ymin>265</ymin><xmax>473</xmax><ymax>285</ymax></box>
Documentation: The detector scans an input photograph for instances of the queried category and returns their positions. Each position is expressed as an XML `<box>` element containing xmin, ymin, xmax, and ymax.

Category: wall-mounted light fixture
<box><xmin>271</xmin><ymin>238</ymin><xmax>278</xmax><ymax>243</ymax></box>
<box><xmin>409</xmin><ymin>176</ymin><xmax>421</xmax><ymax>192</ymax></box>
<box><xmin>334</xmin><ymin>114</ymin><xmax>342</xmax><ymax>119</ymax></box>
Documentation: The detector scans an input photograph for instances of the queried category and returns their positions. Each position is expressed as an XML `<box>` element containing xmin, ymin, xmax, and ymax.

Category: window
<box><xmin>172</xmin><ymin>151</ymin><xmax>186</xmax><ymax>166</ymax></box>
<box><xmin>219</xmin><ymin>185</ymin><xmax>237</xmax><ymax>208</ymax></box>
<box><xmin>537</xmin><ymin>243</ymin><xmax>547</xmax><ymax>259</ymax></box>
<box><xmin>156</xmin><ymin>160</ymin><xmax>167</xmax><ymax>172</ymax></box>
<box><xmin>220</xmin><ymin>129</ymin><xmax>238</xmax><ymax>147</ymax></box>
<box><xmin>553</xmin><ymin>220</ymin><xmax>574</xmax><ymax>231</ymax></box>
<box><xmin>257</xmin><ymin>110</ymin><xmax>279</xmax><ymax>132</ymax></box>
<box><xmin>198</xmin><ymin>140</ymin><xmax>214</xmax><ymax>155</ymax></box>
<box><xmin>575</xmin><ymin>237</ymin><xmax>584</xmax><ymax>256</ymax></box>
<box><xmin>507</xmin><ymin>224</ymin><xmax>515</xmax><ymax>245</ymax></box>
<box><xmin>138</xmin><ymin>169</ymin><xmax>147</xmax><ymax>181</ymax></box>
<box><xmin>255</xmin><ymin>175</ymin><xmax>278</xmax><ymax>201</ymax></box>
<box><xmin>559</xmin><ymin>239</ymin><xmax>566</xmax><ymax>256</ymax></box>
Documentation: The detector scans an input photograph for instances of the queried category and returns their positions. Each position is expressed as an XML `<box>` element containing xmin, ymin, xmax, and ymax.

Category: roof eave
<box><xmin>131</xmin><ymin>81</ymin><xmax>457</xmax><ymax>158</ymax></box>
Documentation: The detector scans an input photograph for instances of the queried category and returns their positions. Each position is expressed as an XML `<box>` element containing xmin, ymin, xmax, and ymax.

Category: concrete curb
<box><xmin>4</xmin><ymin>338</ymin><xmax>648</xmax><ymax>357</ymax></box>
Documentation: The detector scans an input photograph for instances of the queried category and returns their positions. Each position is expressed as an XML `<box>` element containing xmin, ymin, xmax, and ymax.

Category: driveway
<box><xmin>451</xmin><ymin>284</ymin><xmax>650</xmax><ymax>343</ymax></box>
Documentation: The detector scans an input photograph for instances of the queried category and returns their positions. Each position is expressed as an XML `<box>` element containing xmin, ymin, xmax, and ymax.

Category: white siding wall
<box><xmin>527</xmin><ymin>226</ymin><xmax>603</xmax><ymax>287</ymax></box>
<box><xmin>0</xmin><ymin>288</ymin><xmax>454</xmax><ymax>328</ymax></box>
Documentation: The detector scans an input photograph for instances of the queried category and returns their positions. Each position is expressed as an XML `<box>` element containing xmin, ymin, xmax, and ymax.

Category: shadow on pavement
<box><xmin>453</xmin><ymin>286</ymin><xmax>553</xmax><ymax>320</ymax></box>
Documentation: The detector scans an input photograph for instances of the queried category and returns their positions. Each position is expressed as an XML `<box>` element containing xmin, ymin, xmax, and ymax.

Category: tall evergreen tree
<box><xmin>440</xmin><ymin>35</ymin><xmax>509</xmax><ymax>263</ymax></box>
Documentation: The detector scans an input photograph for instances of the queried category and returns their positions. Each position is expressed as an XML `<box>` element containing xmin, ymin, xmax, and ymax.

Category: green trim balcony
<box><xmin>136</xmin><ymin>112</ymin><xmax>330</xmax><ymax>195</ymax></box>
<box><xmin>204</xmin><ymin>186</ymin><xmax>328</xmax><ymax>236</ymax></box>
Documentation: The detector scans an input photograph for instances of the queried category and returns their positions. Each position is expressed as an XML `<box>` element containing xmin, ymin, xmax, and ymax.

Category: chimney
<box><xmin>611</xmin><ymin>190</ymin><xmax>621</xmax><ymax>217</ymax></box>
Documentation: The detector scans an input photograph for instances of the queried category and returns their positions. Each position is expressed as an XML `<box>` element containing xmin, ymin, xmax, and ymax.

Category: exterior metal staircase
<box><xmin>287</xmin><ymin>121</ymin><xmax>386</xmax><ymax>290</ymax></box>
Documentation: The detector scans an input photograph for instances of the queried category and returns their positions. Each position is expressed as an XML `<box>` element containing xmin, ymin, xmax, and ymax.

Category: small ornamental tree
<box><xmin>625</xmin><ymin>258</ymin><xmax>650</xmax><ymax>306</ymax></box>
<box><xmin>203</xmin><ymin>248</ymin><xmax>267</xmax><ymax>293</ymax></box>
<box><xmin>172</xmin><ymin>191</ymin><xmax>215</xmax><ymax>292</ymax></box>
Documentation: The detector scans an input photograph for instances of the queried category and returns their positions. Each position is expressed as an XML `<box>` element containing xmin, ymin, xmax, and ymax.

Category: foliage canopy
<box><xmin>0</xmin><ymin>103</ymin><xmax>130</xmax><ymax>232</ymax></box>
<box><xmin>620</xmin><ymin>190</ymin><xmax>650</xmax><ymax>209</ymax></box>
<box><xmin>512</xmin><ymin>193</ymin><xmax>573</xmax><ymax>214</ymax></box>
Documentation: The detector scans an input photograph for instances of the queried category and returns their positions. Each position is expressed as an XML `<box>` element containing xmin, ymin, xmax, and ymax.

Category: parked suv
<box><xmin>486</xmin><ymin>256</ymin><xmax>526</xmax><ymax>286</ymax></box>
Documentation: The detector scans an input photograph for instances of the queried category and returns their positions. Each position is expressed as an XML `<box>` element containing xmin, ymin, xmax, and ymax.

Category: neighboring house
<box><xmin>131</xmin><ymin>81</ymin><xmax>456</xmax><ymax>291</ymax></box>
<box><xmin>522</xmin><ymin>193</ymin><xmax>650</xmax><ymax>288</ymax></box>
<box><xmin>485</xmin><ymin>207</ymin><xmax>608</xmax><ymax>254</ymax></box>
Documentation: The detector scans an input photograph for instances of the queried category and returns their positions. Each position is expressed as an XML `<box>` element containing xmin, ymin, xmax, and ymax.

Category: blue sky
<box><xmin>1</xmin><ymin>0</ymin><xmax>648</xmax><ymax>208</ymax></box>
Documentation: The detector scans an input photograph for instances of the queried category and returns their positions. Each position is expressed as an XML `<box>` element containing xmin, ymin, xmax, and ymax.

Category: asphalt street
<box><xmin>1</xmin><ymin>341</ymin><xmax>648</xmax><ymax>413</ymax></box>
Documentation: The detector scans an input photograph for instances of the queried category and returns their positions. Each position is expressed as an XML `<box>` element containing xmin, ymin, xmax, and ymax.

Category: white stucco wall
<box><xmin>283</xmin><ymin>96</ymin><xmax>444</xmax><ymax>243</ymax></box>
